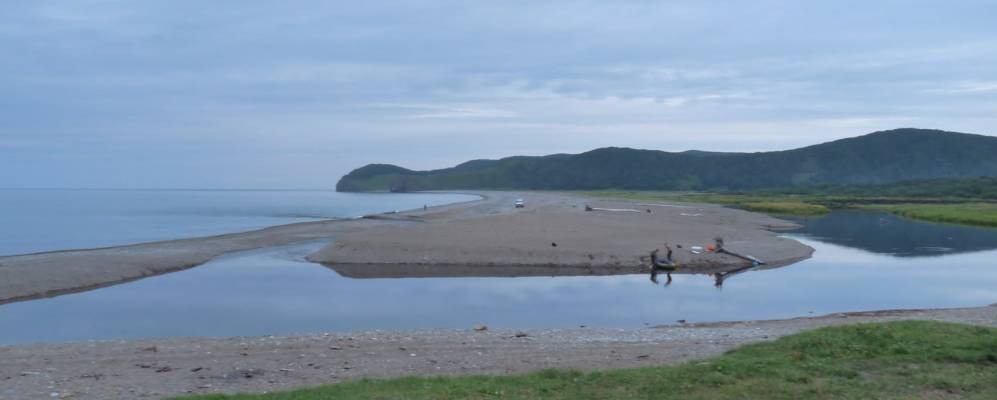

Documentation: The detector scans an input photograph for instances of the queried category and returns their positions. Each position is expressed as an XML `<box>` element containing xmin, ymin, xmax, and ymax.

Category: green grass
<box><xmin>579</xmin><ymin>191</ymin><xmax>831</xmax><ymax>216</ymax></box>
<box><xmin>578</xmin><ymin>190</ymin><xmax>997</xmax><ymax>226</ymax></box>
<box><xmin>862</xmin><ymin>203</ymin><xmax>997</xmax><ymax>227</ymax></box>
<box><xmin>171</xmin><ymin>321</ymin><xmax>997</xmax><ymax>400</ymax></box>
<box><xmin>741</xmin><ymin>201</ymin><xmax>830</xmax><ymax>216</ymax></box>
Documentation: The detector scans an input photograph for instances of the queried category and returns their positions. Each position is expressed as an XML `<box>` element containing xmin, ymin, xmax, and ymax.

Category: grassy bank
<box><xmin>581</xmin><ymin>190</ymin><xmax>997</xmax><ymax>226</ymax></box>
<box><xmin>862</xmin><ymin>203</ymin><xmax>997</xmax><ymax>227</ymax></box>
<box><xmin>173</xmin><ymin>321</ymin><xmax>997</xmax><ymax>400</ymax></box>
<box><xmin>580</xmin><ymin>191</ymin><xmax>831</xmax><ymax>216</ymax></box>
<box><xmin>740</xmin><ymin>201</ymin><xmax>830</xmax><ymax>216</ymax></box>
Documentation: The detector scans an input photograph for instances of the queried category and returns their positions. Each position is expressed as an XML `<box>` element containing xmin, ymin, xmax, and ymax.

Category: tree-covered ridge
<box><xmin>336</xmin><ymin>129</ymin><xmax>997</xmax><ymax>192</ymax></box>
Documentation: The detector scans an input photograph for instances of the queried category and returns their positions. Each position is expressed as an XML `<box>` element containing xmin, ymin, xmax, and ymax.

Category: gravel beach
<box><xmin>1</xmin><ymin>304</ymin><xmax>992</xmax><ymax>399</ymax></box>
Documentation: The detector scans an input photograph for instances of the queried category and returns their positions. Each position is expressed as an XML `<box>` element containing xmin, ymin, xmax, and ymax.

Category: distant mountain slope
<box><xmin>336</xmin><ymin>129</ymin><xmax>997</xmax><ymax>192</ymax></box>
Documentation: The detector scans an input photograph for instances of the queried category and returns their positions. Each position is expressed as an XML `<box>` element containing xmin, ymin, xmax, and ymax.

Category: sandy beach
<box><xmin>310</xmin><ymin>192</ymin><xmax>813</xmax><ymax>271</ymax></box>
<box><xmin>0</xmin><ymin>191</ymin><xmax>811</xmax><ymax>305</ymax></box>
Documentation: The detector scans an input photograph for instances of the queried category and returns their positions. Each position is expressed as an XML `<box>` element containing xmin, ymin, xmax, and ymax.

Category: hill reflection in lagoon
<box><xmin>1</xmin><ymin>211</ymin><xmax>996</xmax><ymax>344</ymax></box>
<box><xmin>782</xmin><ymin>210</ymin><xmax>997</xmax><ymax>257</ymax></box>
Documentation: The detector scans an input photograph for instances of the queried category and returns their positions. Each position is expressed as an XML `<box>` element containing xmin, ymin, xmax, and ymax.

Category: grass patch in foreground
<box><xmin>863</xmin><ymin>203</ymin><xmax>997</xmax><ymax>227</ymax></box>
<box><xmin>172</xmin><ymin>321</ymin><xmax>997</xmax><ymax>400</ymax></box>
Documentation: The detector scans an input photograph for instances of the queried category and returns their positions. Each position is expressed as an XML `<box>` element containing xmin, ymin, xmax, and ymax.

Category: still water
<box><xmin>0</xmin><ymin>189</ymin><xmax>477</xmax><ymax>256</ymax></box>
<box><xmin>1</xmin><ymin>210</ymin><xmax>996</xmax><ymax>344</ymax></box>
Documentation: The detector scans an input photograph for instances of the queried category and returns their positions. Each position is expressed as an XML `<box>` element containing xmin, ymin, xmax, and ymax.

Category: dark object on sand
<box><xmin>551</xmin><ymin>242</ymin><xmax>557</xmax><ymax>247</ymax></box>
<box><xmin>650</xmin><ymin>248</ymin><xmax>674</xmax><ymax>269</ymax></box>
<box><xmin>711</xmin><ymin>236</ymin><xmax>765</xmax><ymax>265</ymax></box>
<box><xmin>649</xmin><ymin>246</ymin><xmax>676</xmax><ymax>285</ymax></box>
<box><xmin>719</xmin><ymin>248</ymin><xmax>765</xmax><ymax>265</ymax></box>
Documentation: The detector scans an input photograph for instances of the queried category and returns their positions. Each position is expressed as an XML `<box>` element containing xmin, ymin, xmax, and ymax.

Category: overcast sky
<box><xmin>2</xmin><ymin>1</ymin><xmax>996</xmax><ymax>189</ymax></box>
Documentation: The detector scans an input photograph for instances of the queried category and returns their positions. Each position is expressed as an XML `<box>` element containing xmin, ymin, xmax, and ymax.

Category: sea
<box><xmin>0</xmin><ymin>189</ymin><xmax>477</xmax><ymax>256</ymax></box>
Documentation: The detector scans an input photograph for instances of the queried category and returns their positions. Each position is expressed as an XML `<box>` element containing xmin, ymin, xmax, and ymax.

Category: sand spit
<box><xmin>0</xmin><ymin>219</ymin><xmax>375</xmax><ymax>305</ymax></box>
<box><xmin>0</xmin><ymin>191</ymin><xmax>814</xmax><ymax>305</ymax></box>
<box><xmin>310</xmin><ymin>192</ymin><xmax>814</xmax><ymax>270</ymax></box>
<box><xmin>1</xmin><ymin>304</ymin><xmax>992</xmax><ymax>399</ymax></box>
<box><xmin>0</xmin><ymin>193</ymin><xmax>485</xmax><ymax>306</ymax></box>
<box><xmin>0</xmin><ymin>191</ymin><xmax>519</xmax><ymax>305</ymax></box>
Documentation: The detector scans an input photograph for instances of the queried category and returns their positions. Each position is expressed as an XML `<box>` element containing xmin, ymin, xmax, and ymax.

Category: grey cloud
<box><xmin>1</xmin><ymin>1</ymin><xmax>996</xmax><ymax>188</ymax></box>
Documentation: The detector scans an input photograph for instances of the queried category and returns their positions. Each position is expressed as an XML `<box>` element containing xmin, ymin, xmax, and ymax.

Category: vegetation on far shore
<box><xmin>172</xmin><ymin>321</ymin><xmax>997</xmax><ymax>400</ymax></box>
<box><xmin>579</xmin><ymin>190</ymin><xmax>833</xmax><ymax>216</ymax></box>
<box><xmin>337</xmin><ymin>129</ymin><xmax>997</xmax><ymax>193</ymax></box>
<box><xmin>581</xmin><ymin>177</ymin><xmax>997</xmax><ymax>226</ymax></box>
<box><xmin>335</xmin><ymin>126</ymin><xmax>997</xmax><ymax>226</ymax></box>
<box><xmin>861</xmin><ymin>203</ymin><xmax>997</xmax><ymax>228</ymax></box>
<box><xmin>741</xmin><ymin>201</ymin><xmax>830</xmax><ymax>216</ymax></box>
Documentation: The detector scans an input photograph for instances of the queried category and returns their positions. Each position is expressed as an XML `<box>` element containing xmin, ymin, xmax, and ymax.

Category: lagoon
<box><xmin>1</xmin><ymin>208</ymin><xmax>995</xmax><ymax>345</ymax></box>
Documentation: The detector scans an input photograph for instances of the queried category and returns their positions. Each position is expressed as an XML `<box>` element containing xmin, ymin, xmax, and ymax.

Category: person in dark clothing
<box><xmin>651</xmin><ymin>244</ymin><xmax>674</xmax><ymax>267</ymax></box>
<box><xmin>649</xmin><ymin>244</ymin><xmax>675</xmax><ymax>284</ymax></box>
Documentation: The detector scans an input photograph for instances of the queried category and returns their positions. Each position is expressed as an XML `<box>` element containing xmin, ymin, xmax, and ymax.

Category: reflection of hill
<box><xmin>784</xmin><ymin>210</ymin><xmax>997</xmax><ymax>257</ymax></box>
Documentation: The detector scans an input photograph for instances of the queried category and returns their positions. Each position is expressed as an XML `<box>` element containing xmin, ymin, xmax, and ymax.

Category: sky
<box><xmin>2</xmin><ymin>1</ymin><xmax>996</xmax><ymax>189</ymax></box>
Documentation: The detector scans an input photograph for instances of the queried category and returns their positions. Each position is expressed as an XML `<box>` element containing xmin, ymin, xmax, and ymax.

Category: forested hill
<box><xmin>336</xmin><ymin>129</ymin><xmax>997</xmax><ymax>192</ymax></box>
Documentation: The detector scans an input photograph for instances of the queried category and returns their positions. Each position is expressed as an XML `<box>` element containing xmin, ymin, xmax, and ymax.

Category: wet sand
<box><xmin>1</xmin><ymin>304</ymin><xmax>992</xmax><ymax>399</ymax></box>
<box><xmin>310</xmin><ymin>192</ymin><xmax>813</xmax><ymax>270</ymax></box>
<box><xmin>0</xmin><ymin>192</ymin><xmax>812</xmax><ymax>305</ymax></box>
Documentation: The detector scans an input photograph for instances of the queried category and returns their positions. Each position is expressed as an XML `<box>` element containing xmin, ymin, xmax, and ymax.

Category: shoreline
<box><xmin>311</xmin><ymin>192</ymin><xmax>813</xmax><ymax>269</ymax></box>
<box><xmin>1</xmin><ymin>192</ymin><xmax>993</xmax><ymax>398</ymax></box>
<box><xmin>0</xmin><ymin>191</ymin><xmax>814</xmax><ymax>305</ymax></box>
<box><xmin>0</xmin><ymin>192</ymin><xmax>486</xmax><ymax>259</ymax></box>
<box><xmin>0</xmin><ymin>193</ymin><xmax>486</xmax><ymax>306</ymax></box>
<box><xmin>1</xmin><ymin>303</ymin><xmax>993</xmax><ymax>399</ymax></box>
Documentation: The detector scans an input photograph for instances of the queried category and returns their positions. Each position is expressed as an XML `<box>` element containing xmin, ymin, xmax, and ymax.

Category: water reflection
<box><xmin>711</xmin><ymin>264</ymin><xmax>756</xmax><ymax>288</ymax></box>
<box><xmin>2</xmin><ymin>211</ymin><xmax>997</xmax><ymax>344</ymax></box>
<box><xmin>326</xmin><ymin>263</ymin><xmax>643</xmax><ymax>278</ymax></box>
<box><xmin>329</xmin><ymin>259</ymin><xmax>785</xmax><ymax>290</ymax></box>
<box><xmin>783</xmin><ymin>210</ymin><xmax>997</xmax><ymax>257</ymax></box>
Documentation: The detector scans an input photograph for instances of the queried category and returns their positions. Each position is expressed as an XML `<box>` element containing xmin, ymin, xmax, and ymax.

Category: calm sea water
<box><xmin>0</xmin><ymin>208</ymin><xmax>996</xmax><ymax>344</ymax></box>
<box><xmin>0</xmin><ymin>189</ymin><xmax>478</xmax><ymax>256</ymax></box>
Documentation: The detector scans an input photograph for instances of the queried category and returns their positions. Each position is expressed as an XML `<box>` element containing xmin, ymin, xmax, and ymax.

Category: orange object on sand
<box><xmin>707</xmin><ymin>244</ymin><xmax>716</xmax><ymax>251</ymax></box>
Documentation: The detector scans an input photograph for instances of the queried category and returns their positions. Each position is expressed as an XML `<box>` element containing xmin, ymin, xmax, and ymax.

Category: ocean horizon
<box><xmin>0</xmin><ymin>189</ymin><xmax>477</xmax><ymax>256</ymax></box>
